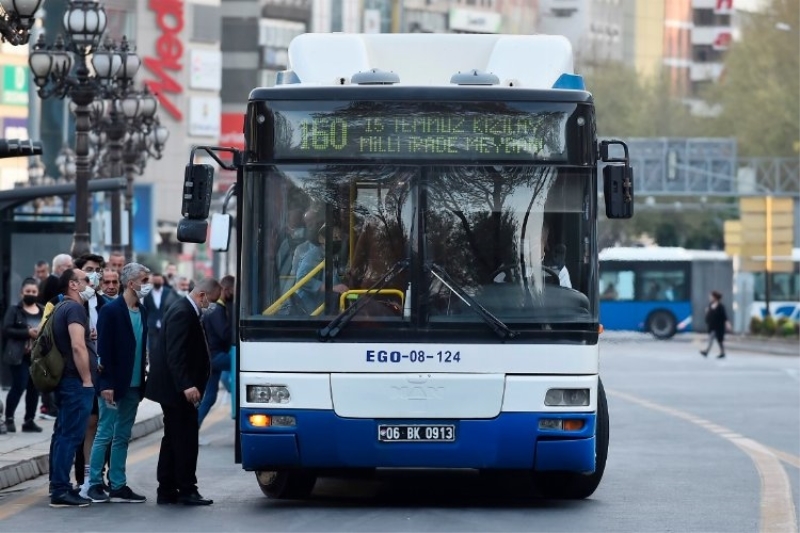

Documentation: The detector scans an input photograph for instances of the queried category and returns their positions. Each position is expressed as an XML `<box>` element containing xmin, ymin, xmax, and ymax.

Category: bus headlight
<box><xmin>544</xmin><ymin>388</ymin><xmax>590</xmax><ymax>406</ymax></box>
<box><xmin>247</xmin><ymin>385</ymin><xmax>291</xmax><ymax>404</ymax></box>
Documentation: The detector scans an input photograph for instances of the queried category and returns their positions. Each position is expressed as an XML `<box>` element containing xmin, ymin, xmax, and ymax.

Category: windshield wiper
<box><xmin>319</xmin><ymin>259</ymin><xmax>409</xmax><ymax>340</ymax></box>
<box><xmin>427</xmin><ymin>262</ymin><xmax>517</xmax><ymax>340</ymax></box>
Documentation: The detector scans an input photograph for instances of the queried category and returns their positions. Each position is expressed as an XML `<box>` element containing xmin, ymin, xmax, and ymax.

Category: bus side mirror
<box><xmin>177</xmin><ymin>218</ymin><xmax>208</xmax><ymax>243</ymax></box>
<box><xmin>181</xmin><ymin>164</ymin><xmax>214</xmax><ymax>220</ymax></box>
<box><xmin>209</xmin><ymin>213</ymin><xmax>232</xmax><ymax>252</ymax></box>
<box><xmin>603</xmin><ymin>165</ymin><xmax>634</xmax><ymax>219</ymax></box>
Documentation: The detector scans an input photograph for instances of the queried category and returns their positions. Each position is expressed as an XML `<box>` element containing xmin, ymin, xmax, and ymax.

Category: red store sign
<box><xmin>143</xmin><ymin>0</ymin><xmax>184</xmax><ymax>121</ymax></box>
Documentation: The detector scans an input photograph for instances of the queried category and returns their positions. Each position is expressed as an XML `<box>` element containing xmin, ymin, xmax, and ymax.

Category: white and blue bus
<box><xmin>177</xmin><ymin>33</ymin><xmax>633</xmax><ymax>500</ymax></box>
<box><xmin>598</xmin><ymin>246</ymin><xmax>733</xmax><ymax>339</ymax></box>
<box><xmin>750</xmin><ymin>248</ymin><xmax>800</xmax><ymax>322</ymax></box>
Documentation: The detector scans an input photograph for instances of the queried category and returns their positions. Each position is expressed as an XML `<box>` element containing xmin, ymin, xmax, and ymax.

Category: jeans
<box><xmin>51</xmin><ymin>377</ymin><xmax>94</xmax><ymax>495</ymax></box>
<box><xmin>89</xmin><ymin>388</ymin><xmax>139</xmax><ymax>490</ymax></box>
<box><xmin>4</xmin><ymin>359</ymin><xmax>38</xmax><ymax>422</ymax></box>
<box><xmin>197</xmin><ymin>351</ymin><xmax>231</xmax><ymax>427</ymax></box>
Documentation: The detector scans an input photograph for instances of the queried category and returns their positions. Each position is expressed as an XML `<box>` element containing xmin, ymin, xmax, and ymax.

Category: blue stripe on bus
<box><xmin>239</xmin><ymin>409</ymin><xmax>596</xmax><ymax>472</ymax></box>
<box><xmin>599</xmin><ymin>301</ymin><xmax>693</xmax><ymax>332</ymax></box>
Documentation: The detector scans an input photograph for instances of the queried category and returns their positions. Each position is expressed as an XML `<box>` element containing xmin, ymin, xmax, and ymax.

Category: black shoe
<box><xmin>156</xmin><ymin>495</ymin><xmax>179</xmax><ymax>505</ymax></box>
<box><xmin>700</xmin><ymin>350</ymin><xmax>708</xmax><ymax>357</ymax></box>
<box><xmin>178</xmin><ymin>492</ymin><xmax>213</xmax><ymax>506</ymax></box>
<box><xmin>86</xmin><ymin>484</ymin><xmax>109</xmax><ymax>503</ymax></box>
<box><xmin>109</xmin><ymin>485</ymin><xmax>146</xmax><ymax>503</ymax></box>
<box><xmin>50</xmin><ymin>491</ymin><xmax>91</xmax><ymax>508</ymax></box>
<box><xmin>5</xmin><ymin>419</ymin><xmax>16</xmax><ymax>433</ymax></box>
<box><xmin>717</xmin><ymin>353</ymin><xmax>726</xmax><ymax>359</ymax></box>
<box><xmin>21</xmin><ymin>420</ymin><xmax>43</xmax><ymax>432</ymax></box>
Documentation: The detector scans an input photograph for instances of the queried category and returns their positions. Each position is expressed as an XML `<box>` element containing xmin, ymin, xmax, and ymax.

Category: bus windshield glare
<box><xmin>242</xmin><ymin>164</ymin><xmax>595</xmax><ymax>334</ymax></box>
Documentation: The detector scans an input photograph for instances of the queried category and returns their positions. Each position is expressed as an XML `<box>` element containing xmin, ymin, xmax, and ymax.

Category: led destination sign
<box><xmin>270</xmin><ymin>102</ymin><xmax>572</xmax><ymax>160</ymax></box>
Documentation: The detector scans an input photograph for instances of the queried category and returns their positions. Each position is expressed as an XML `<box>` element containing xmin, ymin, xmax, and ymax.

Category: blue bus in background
<box><xmin>599</xmin><ymin>247</ymin><xmax>733</xmax><ymax>339</ymax></box>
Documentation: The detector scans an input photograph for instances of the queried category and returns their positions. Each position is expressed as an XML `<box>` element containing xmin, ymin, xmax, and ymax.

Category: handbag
<box><xmin>2</xmin><ymin>338</ymin><xmax>25</xmax><ymax>366</ymax></box>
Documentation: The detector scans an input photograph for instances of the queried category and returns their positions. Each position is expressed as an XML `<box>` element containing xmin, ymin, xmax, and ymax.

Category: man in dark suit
<box><xmin>141</xmin><ymin>273</ymin><xmax>177</xmax><ymax>362</ymax></box>
<box><xmin>145</xmin><ymin>277</ymin><xmax>221</xmax><ymax>506</ymax></box>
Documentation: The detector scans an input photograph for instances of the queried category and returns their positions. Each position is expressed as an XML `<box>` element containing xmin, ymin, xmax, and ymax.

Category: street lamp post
<box><xmin>0</xmin><ymin>0</ymin><xmax>42</xmax><ymax>45</ymax></box>
<box><xmin>120</xmin><ymin>109</ymin><xmax>168</xmax><ymax>261</ymax></box>
<box><xmin>28</xmin><ymin>1</ymin><xmax>138</xmax><ymax>257</ymax></box>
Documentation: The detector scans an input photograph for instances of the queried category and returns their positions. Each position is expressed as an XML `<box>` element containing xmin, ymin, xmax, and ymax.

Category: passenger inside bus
<box><xmin>294</xmin><ymin>220</ymin><xmax>349</xmax><ymax>313</ymax></box>
<box><xmin>601</xmin><ymin>283</ymin><xmax>618</xmax><ymax>300</ymax></box>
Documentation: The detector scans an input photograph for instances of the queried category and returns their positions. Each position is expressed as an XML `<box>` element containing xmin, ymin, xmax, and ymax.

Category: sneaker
<box><xmin>109</xmin><ymin>485</ymin><xmax>146</xmax><ymax>503</ymax></box>
<box><xmin>4</xmin><ymin>420</ymin><xmax>15</xmax><ymax>433</ymax></box>
<box><xmin>86</xmin><ymin>484</ymin><xmax>109</xmax><ymax>503</ymax></box>
<box><xmin>21</xmin><ymin>420</ymin><xmax>43</xmax><ymax>432</ymax></box>
<box><xmin>0</xmin><ymin>422</ymin><xmax>6</xmax><ymax>435</ymax></box>
<box><xmin>39</xmin><ymin>412</ymin><xmax>57</xmax><ymax>421</ymax></box>
<box><xmin>50</xmin><ymin>491</ymin><xmax>91</xmax><ymax>508</ymax></box>
<box><xmin>700</xmin><ymin>350</ymin><xmax>708</xmax><ymax>357</ymax></box>
<box><xmin>717</xmin><ymin>353</ymin><xmax>726</xmax><ymax>359</ymax></box>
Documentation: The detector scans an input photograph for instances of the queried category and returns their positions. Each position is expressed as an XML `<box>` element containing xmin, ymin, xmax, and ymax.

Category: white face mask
<box><xmin>134</xmin><ymin>283</ymin><xmax>153</xmax><ymax>300</ymax></box>
<box><xmin>79</xmin><ymin>286</ymin><xmax>95</xmax><ymax>302</ymax></box>
<box><xmin>88</xmin><ymin>272</ymin><xmax>100</xmax><ymax>288</ymax></box>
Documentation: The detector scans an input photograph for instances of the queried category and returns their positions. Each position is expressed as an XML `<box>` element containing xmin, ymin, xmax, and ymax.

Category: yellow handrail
<box><xmin>339</xmin><ymin>289</ymin><xmax>405</xmax><ymax>311</ymax></box>
<box><xmin>262</xmin><ymin>260</ymin><xmax>325</xmax><ymax>315</ymax></box>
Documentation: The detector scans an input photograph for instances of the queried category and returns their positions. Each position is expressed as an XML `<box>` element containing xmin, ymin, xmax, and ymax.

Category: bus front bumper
<box><xmin>239</xmin><ymin>409</ymin><xmax>596</xmax><ymax>473</ymax></box>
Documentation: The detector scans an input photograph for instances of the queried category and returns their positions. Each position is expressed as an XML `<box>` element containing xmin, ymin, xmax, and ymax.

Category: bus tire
<box><xmin>647</xmin><ymin>310</ymin><xmax>677</xmax><ymax>339</ymax></box>
<box><xmin>255</xmin><ymin>470</ymin><xmax>317</xmax><ymax>499</ymax></box>
<box><xmin>532</xmin><ymin>379</ymin><xmax>609</xmax><ymax>500</ymax></box>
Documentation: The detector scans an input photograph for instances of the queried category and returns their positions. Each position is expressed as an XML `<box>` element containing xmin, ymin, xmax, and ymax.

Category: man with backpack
<box><xmin>48</xmin><ymin>268</ymin><xmax>98</xmax><ymax>508</ymax></box>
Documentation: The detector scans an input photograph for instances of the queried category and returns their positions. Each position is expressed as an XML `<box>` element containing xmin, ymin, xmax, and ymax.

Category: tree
<box><xmin>704</xmin><ymin>0</ymin><xmax>800</xmax><ymax>157</ymax></box>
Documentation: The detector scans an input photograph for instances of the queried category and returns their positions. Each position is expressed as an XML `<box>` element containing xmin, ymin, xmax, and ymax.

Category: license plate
<box><xmin>378</xmin><ymin>424</ymin><xmax>456</xmax><ymax>442</ymax></box>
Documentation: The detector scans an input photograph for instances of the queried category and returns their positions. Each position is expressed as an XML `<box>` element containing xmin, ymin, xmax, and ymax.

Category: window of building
<box><xmin>693</xmin><ymin>9</ymin><xmax>731</xmax><ymax>26</ymax></box>
<box><xmin>693</xmin><ymin>45</ymin><xmax>723</xmax><ymax>63</ymax></box>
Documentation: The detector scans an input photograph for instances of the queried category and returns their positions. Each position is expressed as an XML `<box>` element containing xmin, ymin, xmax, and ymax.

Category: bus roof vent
<box><xmin>450</xmin><ymin>69</ymin><xmax>500</xmax><ymax>85</ymax></box>
<box><xmin>351</xmin><ymin>68</ymin><xmax>400</xmax><ymax>85</ymax></box>
<box><xmin>275</xmin><ymin>70</ymin><xmax>301</xmax><ymax>85</ymax></box>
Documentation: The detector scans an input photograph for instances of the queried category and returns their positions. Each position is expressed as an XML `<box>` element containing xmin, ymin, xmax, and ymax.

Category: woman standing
<box><xmin>2</xmin><ymin>278</ymin><xmax>44</xmax><ymax>432</ymax></box>
<box><xmin>701</xmin><ymin>290</ymin><xmax>732</xmax><ymax>359</ymax></box>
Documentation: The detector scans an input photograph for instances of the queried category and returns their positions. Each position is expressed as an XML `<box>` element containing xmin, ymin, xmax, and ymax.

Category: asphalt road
<box><xmin>0</xmin><ymin>334</ymin><xmax>797</xmax><ymax>533</ymax></box>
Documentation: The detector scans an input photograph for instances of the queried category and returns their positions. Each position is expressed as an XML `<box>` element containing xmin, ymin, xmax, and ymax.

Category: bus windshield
<box><xmin>242</xmin><ymin>163</ymin><xmax>596</xmax><ymax>334</ymax></box>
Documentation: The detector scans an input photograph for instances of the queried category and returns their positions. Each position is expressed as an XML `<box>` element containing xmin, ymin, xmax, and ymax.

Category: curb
<box><xmin>0</xmin><ymin>413</ymin><xmax>163</xmax><ymax>492</ymax></box>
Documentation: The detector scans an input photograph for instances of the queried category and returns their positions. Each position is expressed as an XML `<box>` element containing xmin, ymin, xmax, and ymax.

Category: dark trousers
<box><xmin>157</xmin><ymin>401</ymin><xmax>199</xmax><ymax>496</ymax></box>
<box><xmin>4</xmin><ymin>359</ymin><xmax>38</xmax><ymax>422</ymax></box>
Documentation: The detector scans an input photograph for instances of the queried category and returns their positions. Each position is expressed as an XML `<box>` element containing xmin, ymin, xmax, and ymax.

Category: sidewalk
<box><xmin>0</xmin><ymin>398</ymin><xmax>164</xmax><ymax>491</ymax></box>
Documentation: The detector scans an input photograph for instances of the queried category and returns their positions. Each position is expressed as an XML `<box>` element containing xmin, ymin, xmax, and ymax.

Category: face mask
<box><xmin>22</xmin><ymin>295</ymin><xmax>37</xmax><ymax>306</ymax></box>
<box><xmin>176</xmin><ymin>290</ymin><xmax>188</xmax><ymax>297</ymax></box>
<box><xmin>153</xmin><ymin>283</ymin><xmax>163</xmax><ymax>290</ymax></box>
<box><xmin>292</xmin><ymin>228</ymin><xmax>305</xmax><ymax>239</ymax></box>
<box><xmin>79</xmin><ymin>286</ymin><xmax>95</xmax><ymax>302</ymax></box>
<box><xmin>134</xmin><ymin>283</ymin><xmax>153</xmax><ymax>300</ymax></box>
<box><xmin>88</xmin><ymin>272</ymin><xmax>100</xmax><ymax>288</ymax></box>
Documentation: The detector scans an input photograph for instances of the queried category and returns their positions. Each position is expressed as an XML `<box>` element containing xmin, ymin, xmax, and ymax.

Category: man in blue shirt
<box><xmin>85</xmin><ymin>263</ymin><xmax>150</xmax><ymax>504</ymax></box>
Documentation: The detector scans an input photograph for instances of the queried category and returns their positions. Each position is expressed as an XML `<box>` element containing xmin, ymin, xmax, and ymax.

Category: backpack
<box><xmin>29</xmin><ymin>301</ymin><xmax>70</xmax><ymax>393</ymax></box>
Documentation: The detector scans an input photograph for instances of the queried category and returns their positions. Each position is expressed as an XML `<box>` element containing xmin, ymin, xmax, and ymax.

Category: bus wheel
<box><xmin>255</xmin><ymin>470</ymin><xmax>317</xmax><ymax>499</ymax></box>
<box><xmin>532</xmin><ymin>379</ymin><xmax>609</xmax><ymax>500</ymax></box>
<box><xmin>648</xmin><ymin>310</ymin><xmax>677</xmax><ymax>339</ymax></box>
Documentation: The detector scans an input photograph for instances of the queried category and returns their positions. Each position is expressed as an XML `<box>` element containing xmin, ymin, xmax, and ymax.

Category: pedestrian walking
<box><xmin>49</xmin><ymin>268</ymin><xmax>98</xmax><ymax>508</ymax></box>
<box><xmin>700</xmin><ymin>290</ymin><xmax>732</xmax><ymax>359</ymax></box>
<box><xmin>2</xmin><ymin>278</ymin><xmax>44</xmax><ymax>433</ymax></box>
<box><xmin>197</xmin><ymin>275</ymin><xmax>235</xmax><ymax>428</ymax></box>
<box><xmin>85</xmin><ymin>263</ymin><xmax>150</xmax><ymax>504</ymax></box>
<box><xmin>145</xmin><ymin>277</ymin><xmax>221</xmax><ymax>506</ymax></box>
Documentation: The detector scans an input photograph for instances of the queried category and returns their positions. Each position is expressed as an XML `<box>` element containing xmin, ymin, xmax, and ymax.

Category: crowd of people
<box><xmin>1</xmin><ymin>251</ymin><xmax>234</xmax><ymax>508</ymax></box>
